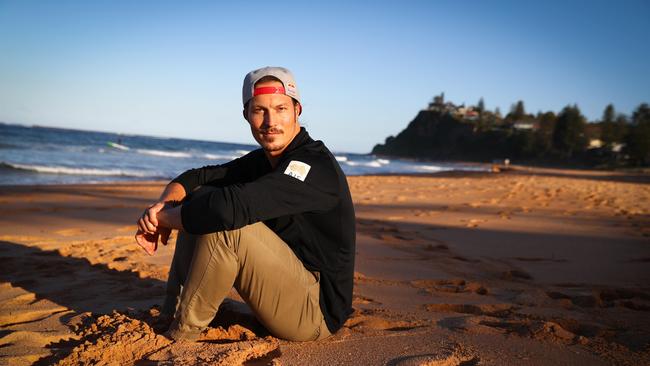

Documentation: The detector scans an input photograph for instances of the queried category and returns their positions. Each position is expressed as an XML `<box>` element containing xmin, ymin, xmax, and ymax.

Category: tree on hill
<box><xmin>514</xmin><ymin>100</ymin><xmax>525</xmax><ymax>118</ymax></box>
<box><xmin>475</xmin><ymin>97</ymin><xmax>486</xmax><ymax>130</ymax></box>
<box><xmin>625</xmin><ymin>103</ymin><xmax>650</xmax><ymax>165</ymax></box>
<box><xmin>506</xmin><ymin>100</ymin><xmax>527</xmax><ymax>122</ymax></box>
<box><xmin>615</xmin><ymin>114</ymin><xmax>628</xmax><ymax>140</ymax></box>
<box><xmin>477</xmin><ymin>97</ymin><xmax>485</xmax><ymax>114</ymax></box>
<box><xmin>603</xmin><ymin>104</ymin><xmax>615</xmax><ymax>123</ymax></box>
<box><xmin>600</xmin><ymin>104</ymin><xmax>627</xmax><ymax>147</ymax></box>
<box><xmin>534</xmin><ymin>111</ymin><xmax>557</xmax><ymax>154</ymax></box>
<box><xmin>552</xmin><ymin>105</ymin><xmax>588</xmax><ymax>158</ymax></box>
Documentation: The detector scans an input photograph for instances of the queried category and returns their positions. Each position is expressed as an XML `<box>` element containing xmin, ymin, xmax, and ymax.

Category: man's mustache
<box><xmin>260</xmin><ymin>128</ymin><xmax>284</xmax><ymax>134</ymax></box>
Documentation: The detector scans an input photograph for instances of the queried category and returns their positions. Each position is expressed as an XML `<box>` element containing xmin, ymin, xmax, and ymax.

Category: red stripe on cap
<box><xmin>254</xmin><ymin>86</ymin><xmax>286</xmax><ymax>96</ymax></box>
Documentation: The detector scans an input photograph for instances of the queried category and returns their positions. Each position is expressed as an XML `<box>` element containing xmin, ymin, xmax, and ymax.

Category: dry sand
<box><xmin>0</xmin><ymin>167</ymin><xmax>649</xmax><ymax>365</ymax></box>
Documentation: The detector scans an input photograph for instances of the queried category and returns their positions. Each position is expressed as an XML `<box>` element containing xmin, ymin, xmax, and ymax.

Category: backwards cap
<box><xmin>242</xmin><ymin>66</ymin><xmax>300</xmax><ymax>106</ymax></box>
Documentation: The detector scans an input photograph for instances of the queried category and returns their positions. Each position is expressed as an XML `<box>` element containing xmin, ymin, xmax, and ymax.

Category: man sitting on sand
<box><xmin>135</xmin><ymin>66</ymin><xmax>356</xmax><ymax>342</ymax></box>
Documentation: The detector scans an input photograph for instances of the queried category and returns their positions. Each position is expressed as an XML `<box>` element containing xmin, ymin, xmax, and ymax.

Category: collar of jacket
<box><xmin>278</xmin><ymin>127</ymin><xmax>311</xmax><ymax>162</ymax></box>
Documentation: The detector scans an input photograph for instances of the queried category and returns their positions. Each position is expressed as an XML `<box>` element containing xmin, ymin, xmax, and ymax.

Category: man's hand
<box><xmin>138</xmin><ymin>202</ymin><xmax>165</xmax><ymax>235</ymax></box>
<box><xmin>136</xmin><ymin>202</ymin><xmax>164</xmax><ymax>255</ymax></box>
<box><xmin>135</xmin><ymin>182</ymin><xmax>186</xmax><ymax>256</ymax></box>
<box><xmin>135</xmin><ymin>201</ymin><xmax>184</xmax><ymax>255</ymax></box>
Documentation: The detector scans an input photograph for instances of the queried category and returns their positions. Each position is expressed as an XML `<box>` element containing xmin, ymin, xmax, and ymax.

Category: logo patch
<box><xmin>284</xmin><ymin>160</ymin><xmax>311</xmax><ymax>182</ymax></box>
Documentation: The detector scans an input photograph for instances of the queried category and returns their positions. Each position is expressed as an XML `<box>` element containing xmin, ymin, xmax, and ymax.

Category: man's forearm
<box><xmin>156</xmin><ymin>183</ymin><xmax>186</xmax><ymax>230</ymax></box>
<box><xmin>159</xmin><ymin>182</ymin><xmax>187</xmax><ymax>204</ymax></box>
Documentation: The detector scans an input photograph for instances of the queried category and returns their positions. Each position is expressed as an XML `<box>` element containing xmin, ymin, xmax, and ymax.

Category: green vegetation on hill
<box><xmin>372</xmin><ymin>95</ymin><xmax>650</xmax><ymax>167</ymax></box>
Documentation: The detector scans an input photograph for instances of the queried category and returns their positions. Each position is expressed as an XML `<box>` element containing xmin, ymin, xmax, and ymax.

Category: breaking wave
<box><xmin>135</xmin><ymin>149</ymin><xmax>192</xmax><ymax>158</ymax></box>
<box><xmin>1</xmin><ymin>162</ymin><xmax>153</xmax><ymax>177</ymax></box>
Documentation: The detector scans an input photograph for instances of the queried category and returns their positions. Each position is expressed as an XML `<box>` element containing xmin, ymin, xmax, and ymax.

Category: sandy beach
<box><xmin>1</xmin><ymin>167</ymin><xmax>649</xmax><ymax>365</ymax></box>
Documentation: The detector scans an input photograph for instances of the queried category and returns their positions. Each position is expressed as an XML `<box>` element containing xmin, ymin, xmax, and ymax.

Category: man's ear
<box><xmin>242</xmin><ymin>108</ymin><xmax>248</xmax><ymax>122</ymax></box>
<box><xmin>295</xmin><ymin>103</ymin><xmax>302</xmax><ymax>116</ymax></box>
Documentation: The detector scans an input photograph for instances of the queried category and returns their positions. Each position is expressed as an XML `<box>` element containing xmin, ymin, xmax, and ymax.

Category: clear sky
<box><xmin>1</xmin><ymin>0</ymin><xmax>649</xmax><ymax>153</ymax></box>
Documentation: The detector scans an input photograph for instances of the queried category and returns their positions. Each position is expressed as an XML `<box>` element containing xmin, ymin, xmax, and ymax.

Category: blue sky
<box><xmin>1</xmin><ymin>0</ymin><xmax>649</xmax><ymax>153</ymax></box>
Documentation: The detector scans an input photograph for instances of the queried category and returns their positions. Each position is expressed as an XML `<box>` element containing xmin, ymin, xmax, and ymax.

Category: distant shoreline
<box><xmin>2</xmin><ymin>163</ymin><xmax>649</xmax><ymax>188</ymax></box>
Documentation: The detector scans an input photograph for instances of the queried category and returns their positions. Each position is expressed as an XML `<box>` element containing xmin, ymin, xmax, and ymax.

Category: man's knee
<box><xmin>211</xmin><ymin>223</ymin><xmax>264</xmax><ymax>254</ymax></box>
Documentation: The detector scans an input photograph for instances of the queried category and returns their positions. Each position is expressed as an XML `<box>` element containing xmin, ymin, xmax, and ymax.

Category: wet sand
<box><xmin>0</xmin><ymin>167</ymin><xmax>649</xmax><ymax>365</ymax></box>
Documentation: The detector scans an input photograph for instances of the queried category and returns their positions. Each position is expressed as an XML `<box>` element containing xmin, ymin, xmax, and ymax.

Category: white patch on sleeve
<box><xmin>284</xmin><ymin>160</ymin><xmax>311</xmax><ymax>182</ymax></box>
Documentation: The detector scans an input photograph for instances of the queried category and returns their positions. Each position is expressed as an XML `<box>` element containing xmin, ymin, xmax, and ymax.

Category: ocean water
<box><xmin>0</xmin><ymin>123</ymin><xmax>487</xmax><ymax>185</ymax></box>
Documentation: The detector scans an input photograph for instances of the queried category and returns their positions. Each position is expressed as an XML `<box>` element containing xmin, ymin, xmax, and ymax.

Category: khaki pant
<box><xmin>162</xmin><ymin>221</ymin><xmax>331</xmax><ymax>342</ymax></box>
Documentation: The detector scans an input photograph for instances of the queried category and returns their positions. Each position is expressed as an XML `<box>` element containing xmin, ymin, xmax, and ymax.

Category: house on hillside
<box><xmin>512</xmin><ymin>121</ymin><xmax>537</xmax><ymax>130</ymax></box>
<box><xmin>455</xmin><ymin>106</ymin><xmax>479</xmax><ymax>121</ymax></box>
<box><xmin>426</xmin><ymin>92</ymin><xmax>478</xmax><ymax>121</ymax></box>
<box><xmin>427</xmin><ymin>93</ymin><xmax>457</xmax><ymax>113</ymax></box>
<box><xmin>588</xmin><ymin>139</ymin><xmax>603</xmax><ymax>149</ymax></box>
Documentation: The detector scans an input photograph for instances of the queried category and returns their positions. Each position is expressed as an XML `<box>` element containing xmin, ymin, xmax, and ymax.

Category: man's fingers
<box><xmin>137</xmin><ymin>218</ymin><xmax>147</xmax><ymax>233</ymax></box>
<box><xmin>136</xmin><ymin>201</ymin><xmax>167</xmax><ymax>235</ymax></box>
<box><xmin>138</xmin><ymin>217</ymin><xmax>149</xmax><ymax>233</ymax></box>
<box><xmin>146</xmin><ymin>208</ymin><xmax>159</xmax><ymax>227</ymax></box>
<box><xmin>142</xmin><ymin>213</ymin><xmax>157</xmax><ymax>232</ymax></box>
<box><xmin>138</xmin><ymin>217</ymin><xmax>156</xmax><ymax>234</ymax></box>
<box><xmin>144</xmin><ymin>219</ymin><xmax>157</xmax><ymax>233</ymax></box>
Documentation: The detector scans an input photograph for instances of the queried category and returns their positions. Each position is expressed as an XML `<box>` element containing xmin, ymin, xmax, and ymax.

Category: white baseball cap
<box><xmin>242</xmin><ymin>66</ymin><xmax>300</xmax><ymax>106</ymax></box>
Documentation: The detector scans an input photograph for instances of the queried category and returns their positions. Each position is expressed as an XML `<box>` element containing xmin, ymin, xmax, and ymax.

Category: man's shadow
<box><xmin>0</xmin><ymin>240</ymin><xmax>265</xmax><ymax>363</ymax></box>
<box><xmin>0</xmin><ymin>240</ymin><xmax>166</xmax><ymax>318</ymax></box>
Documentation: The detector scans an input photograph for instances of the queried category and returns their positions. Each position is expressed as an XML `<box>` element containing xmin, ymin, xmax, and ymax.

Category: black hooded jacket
<box><xmin>171</xmin><ymin>127</ymin><xmax>355</xmax><ymax>333</ymax></box>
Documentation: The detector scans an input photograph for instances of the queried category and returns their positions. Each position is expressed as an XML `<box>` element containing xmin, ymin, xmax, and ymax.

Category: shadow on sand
<box><xmin>0</xmin><ymin>240</ymin><xmax>265</xmax><ymax>364</ymax></box>
<box><xmin>0</xmin><ymin>240</ymin><xmax>166</xmax><ymax>317</ymax></box>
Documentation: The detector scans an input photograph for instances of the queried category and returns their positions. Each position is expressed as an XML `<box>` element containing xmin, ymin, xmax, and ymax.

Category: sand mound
<box><xmin>44</xmin><ymin>311</ymin><xmax>171</xmax><ymax>365</ymax></box>
<box><xmin>38</xmin><ymin>310</ymin><xmax>279</xmax><ymax>366</ymax></box>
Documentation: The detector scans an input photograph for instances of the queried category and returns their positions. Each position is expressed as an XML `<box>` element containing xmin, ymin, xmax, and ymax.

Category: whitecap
<box><xmin>416</xmin><ymin>165</ymin><xmax>446</xmax><ymax>172</ymax></box>
<box><xmin>203</xmin><ymin>153</ymin><xmax>239</xmax><ymax>160</ymax></box>
<box><xmin>3</xmin><ymin>162</ymin><xmax>153</xmax><ymax>177</ymax></box>
<box><xmin>344</xmin><ymin>160</ymin><xmax>382</xmax><ymax>168</ymax></box>
<box><xmin>136</xmin><ymin>149</ymin><xmax>192</xmax><ymax>158</ymax></box>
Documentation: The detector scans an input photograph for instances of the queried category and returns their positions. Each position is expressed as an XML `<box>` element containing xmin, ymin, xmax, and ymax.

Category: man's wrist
<box><xmin>162</xmin><ymin>200</ymin><xmax>181</xmax><ymax>209</ymax></box>
<box><xmin>157</xmin><ymin>205</ymin><xmax>184</xmax><ymax>231</ymax></box>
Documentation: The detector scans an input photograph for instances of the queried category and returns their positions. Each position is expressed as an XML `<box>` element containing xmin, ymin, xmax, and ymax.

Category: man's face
<box><xmin>245</xmin><ymin>80</ymin><xmax>301</xmax><ymax>157</ymax></box>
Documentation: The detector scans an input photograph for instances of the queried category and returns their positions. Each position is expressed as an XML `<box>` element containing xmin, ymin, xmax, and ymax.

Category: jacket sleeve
<box><xmin>171</xmin><ymin>150</ymin><xmax>265</xmax><ymax>194</ymax></box>
<box><xmin>180</xmin><ymin>156</ymin><xmax>339</xmax><ymax>234</ymax></box>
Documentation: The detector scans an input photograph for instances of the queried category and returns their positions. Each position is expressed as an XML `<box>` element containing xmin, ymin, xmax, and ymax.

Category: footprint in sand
<box><xmin>425</xmin><ymin>303</ymin><xmax>515</xmax><ymax>318</ymax></box>
<box><xmin>497</xmin><ymin>211</ymin><xmax>512</xmax><ymax>219</ymax></box>
<box><xmin>501</xmin><ymin>269</ymin><xmax>533</xmax><ymax>281</ymax></box>
<box><xmin>54</xmin><ymin>228</ymin><xmax>87</xmax><ymax>237</ymax></box>
<box><xmin>462</xmin><ymin>219</ymin><xmax>485</xmax><ymax>228</ymax></box>
<box><xmin>352</xmin><ymin>294</ymin><xmax>381</xmax><ymax>306</ymax></box>
<box><xmin>388</xmin><ymin>343</ymin><xmax>479</xmax><ymax>366</ymax></box>
<box><xmin>411</xmin><ymin>279</ymin><xmax>488</xmax><ymax>295</ymax></box>
<box><xmin>476</xmin><ymin>318</ymin><xmax>580</xmax><ymax>344</ymax></box>
<box><xmin>344</xmin><ymin>309</ymin><xmax>424</xmax><ymax>333</ymax></box>
<box><xmin>116</xmin><ymin>225</ymin><xmax>135</xmax><ymax>233</ymax></box>
<box><xmin>423</xmin><ymin>243</ymin><xmax>449</xmax><ymax>251</ymax></box>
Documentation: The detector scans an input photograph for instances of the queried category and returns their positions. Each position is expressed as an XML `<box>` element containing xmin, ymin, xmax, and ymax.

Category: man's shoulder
<box><xmin>286</xmin><ymin>139</ymin><xmax>335</xmax><ymax>169</ymax></box>
<box><xmin>239</xmin><ymin>148</ymin><xmax>266</xmax><ymax>160</ymax></box>
<box><xmin>219</xmin><ymin>148</ymin><xmax>270</xmax><ymax>182</ymax></box>
<box><xmin>228</xmin><ymin>148</ymin><xmax>267</xmax><ymax>167</ymax></box>
<box><xmin>282</xmin><ymin>140</ymin><xmax>345</xmax><ymax>190</ymax></box>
